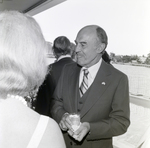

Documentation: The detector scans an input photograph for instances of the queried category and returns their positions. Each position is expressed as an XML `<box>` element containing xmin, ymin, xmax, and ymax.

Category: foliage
<box><xmin>109</xmin><ymin>52</ymin><xmax>150</xmax><ymax>65</ymax></box>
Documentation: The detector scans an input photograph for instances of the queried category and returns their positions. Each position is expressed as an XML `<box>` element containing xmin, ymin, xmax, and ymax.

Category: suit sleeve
<box><xmin>50</xmin><ymin>67</ymin><xmax>67</xmax><ymax>123</ymax></box>
<box><xmin>87</xmin><ymin>74</ymin><xmax>130</xmax><ymax>140</ymax></box>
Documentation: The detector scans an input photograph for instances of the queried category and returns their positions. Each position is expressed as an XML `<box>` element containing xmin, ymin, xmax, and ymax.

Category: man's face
<box><xmin>75</xmin><ymin>27</ymin><xmax>102</xmax><ymax>68</ymax></box>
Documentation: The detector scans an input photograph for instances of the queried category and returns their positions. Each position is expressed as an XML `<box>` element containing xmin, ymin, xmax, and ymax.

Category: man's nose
<box><xmin>75</xmin><ymin>45</ymin><xmax>80</xmax><ymax>53</ymax></box>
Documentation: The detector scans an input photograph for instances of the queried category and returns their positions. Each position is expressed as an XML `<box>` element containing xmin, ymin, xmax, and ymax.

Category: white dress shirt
<box><xmin>79</xmin><ymin>58</ymin><xmax>102</xmax><ymax>87</ymax></box>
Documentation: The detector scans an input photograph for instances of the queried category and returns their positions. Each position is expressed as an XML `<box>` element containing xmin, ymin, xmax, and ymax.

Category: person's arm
<box><xmin>50</xmin><ymin>77</ymin><xmax>66</xmax><ymax>123</ymax></box>
<box><xmin>50</xmin><ymin>66</ymin><xmax>69</xmax><ymax>128</ymax></box>
<box><xmin>42</xmin><ymin>118</ymin><xmax>66</xmax><ymax>148</ymax></box>
<box><xmin>50</xmin><ymin>64</ymin><xmax>80</xmax><ymax>132</ymax></box>
<box><xmin>51</xmin><ymin>91</ymin><xmax>75</xmax><ymax>132</ymax></box>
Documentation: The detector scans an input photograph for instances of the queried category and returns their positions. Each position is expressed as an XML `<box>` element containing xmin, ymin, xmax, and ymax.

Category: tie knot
<box><xmin>83</xmin><ymin>69</ymin><xmax>89</xmax><ymax>76</ymax></box>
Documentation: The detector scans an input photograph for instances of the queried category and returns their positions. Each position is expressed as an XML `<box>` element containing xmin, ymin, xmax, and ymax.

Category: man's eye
<box><xmin>81</xmin><ymin>43</ymin><xmax>86</xmax><ymax>47</ymax></box>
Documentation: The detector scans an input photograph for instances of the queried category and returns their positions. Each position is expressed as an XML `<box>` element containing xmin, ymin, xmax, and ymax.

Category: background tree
<box><xmin>145</xmin><ymin>53</ymin><xmax>150</xmax><ymax>64</ymax></box>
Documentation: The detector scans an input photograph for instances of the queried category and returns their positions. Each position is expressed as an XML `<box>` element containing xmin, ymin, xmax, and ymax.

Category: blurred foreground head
<box><xmin>0</xmin><ymin>11</ymin><xmax>48</xmax><ymax>98</ymax></box>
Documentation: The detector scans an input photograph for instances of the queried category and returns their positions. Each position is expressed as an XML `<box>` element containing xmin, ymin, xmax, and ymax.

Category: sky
<box><xmin>33</xmin><ymin>0</ymin><xmax>150</xmax><ymax>56</ymax></box>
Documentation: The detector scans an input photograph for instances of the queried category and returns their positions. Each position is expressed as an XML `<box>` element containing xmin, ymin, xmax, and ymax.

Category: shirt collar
<box><xmin>81</xmin><ymin>58</ymin><xmax>102</xmax><ymax>79</ymax></box>
<box><xmin>57</xmin><ymin>54</ymin><xmax>71</xmax><ymax>61</ymax></box>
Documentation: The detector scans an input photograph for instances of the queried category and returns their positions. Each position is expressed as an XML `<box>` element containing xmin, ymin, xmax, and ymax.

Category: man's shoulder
<box><xmin>51</xmin><ymin>58</ymin><xmax>74</xmax><ymax>66</ymax></box>
<box><xmin>64</xmin><ymin>62</ymin><xmax>79</xmax><ymax>69</ymax></box>
<box><xmin>109</xmin><ymin>64</ymin><xmax>128</xmax><ymax>78</ymax></box>
<box><xmin>61</xmin><ymin>62</ymin><xmax>81</xmax><ymax>74</ymax></box>
<box><xmin>102</xmin><ymin>61</ymin><xmax>127</xmax><ymax>78</ymax></box>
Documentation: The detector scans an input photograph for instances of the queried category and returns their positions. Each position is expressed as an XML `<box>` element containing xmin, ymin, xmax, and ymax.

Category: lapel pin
<box><xmin>101</xmin><ymin>82</ymin><xmax>106</xmax><ymax>85</ymax></box>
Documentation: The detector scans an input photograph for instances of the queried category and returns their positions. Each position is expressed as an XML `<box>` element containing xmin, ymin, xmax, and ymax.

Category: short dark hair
<box><xmin>102</xmin><ymin>51</ymin><xmax>111</xmax><ymax>64</ymax></box>
<box><xmin>52</xmin><ymin>36</ymin><xmax>71</xmax><ymax>57</ymax></box>
<box><xmin>96</xmin><ymin>26</ymin><xmax>108</xmax><ymax>50</ymax></box>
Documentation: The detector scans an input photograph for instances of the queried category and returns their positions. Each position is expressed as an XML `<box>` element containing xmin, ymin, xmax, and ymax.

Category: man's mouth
<box><xmin>76</xmin><ymin>54</ymin><xmax>82</xmax><ymax>58</ymax></box>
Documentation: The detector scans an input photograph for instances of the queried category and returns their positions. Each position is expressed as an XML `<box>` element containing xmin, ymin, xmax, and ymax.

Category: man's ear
<box><xmin>96</xmin><ymin>43</ymin><xmax>106</xmax><ymax>53</ymax></box>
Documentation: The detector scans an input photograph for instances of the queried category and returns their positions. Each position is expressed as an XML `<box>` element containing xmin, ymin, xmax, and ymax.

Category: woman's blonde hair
<box><xmin>0</xmin><ymin>11</ymin><xmax>48</xmax><ymax>98</ymax></box>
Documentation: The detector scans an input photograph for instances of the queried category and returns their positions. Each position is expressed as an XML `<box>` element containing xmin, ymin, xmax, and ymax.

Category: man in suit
<box><xmin>51</xmin><ymin>25</ymin><xmax>130</xmax><ymax>148</ymax></box>
<box><xmin>35</xmin><ymin>36</ymin><xmax>75</xmax><ymax>116</ymax></box>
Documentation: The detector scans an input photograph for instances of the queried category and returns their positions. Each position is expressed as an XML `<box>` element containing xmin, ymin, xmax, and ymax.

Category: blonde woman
<box><xmin>0</xmin><ymin>11</ymin><xmax>66</xmax><ymax>148</ymax></box>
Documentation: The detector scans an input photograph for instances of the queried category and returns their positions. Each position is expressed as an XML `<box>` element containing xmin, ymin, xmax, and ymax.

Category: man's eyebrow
<box><xmin>80</xmin><ymin>41</ymin><xmax>87</xmax><ymax>44</ymax></box>
<box><xmin>74</xmin><ymin>40</ymin><xmax>87</xmax><ymax>44</ymax></box>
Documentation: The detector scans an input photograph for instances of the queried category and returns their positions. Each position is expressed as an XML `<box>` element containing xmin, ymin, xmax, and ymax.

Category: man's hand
<box><xmin>59</xmin><ymin>113</ymin><xmax>73</xmax><ymax>131</ymax></box>
<box><xmin>68</xmin><ymin>122</ymin><xmax>90</xmax><ymax>142</ymax></box>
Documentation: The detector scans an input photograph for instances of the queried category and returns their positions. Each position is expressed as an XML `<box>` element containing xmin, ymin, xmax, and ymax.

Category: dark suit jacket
<box><xmin>35</xmin><ymin>57</ymin><xmax>75</xmax><ymax>116</ymax></box>
<box><xmin>51</xmin><ymin>60</ymin><xmax>130</xmax><ymax>148</ymax></box>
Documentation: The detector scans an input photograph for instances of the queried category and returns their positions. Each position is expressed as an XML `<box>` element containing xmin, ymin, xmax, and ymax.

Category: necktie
<box><xmin>79</xmin><ymin>69</ymin><xmax>89</xmax><ymax>97</ymax></box>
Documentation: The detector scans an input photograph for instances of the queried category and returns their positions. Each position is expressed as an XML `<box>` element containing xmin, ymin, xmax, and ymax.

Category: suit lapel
<box><xmin>80</xmin><ymin>61</ymin><xmax>112</xmax><ymax>118</ymax></box>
